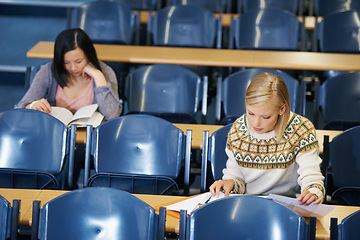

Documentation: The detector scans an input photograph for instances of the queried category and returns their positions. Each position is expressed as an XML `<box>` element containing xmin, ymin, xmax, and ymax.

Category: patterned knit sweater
<box><xmin>223</xmin><ymin>112</ymin><xmax>325</xmax><ymax>200</ymax></box>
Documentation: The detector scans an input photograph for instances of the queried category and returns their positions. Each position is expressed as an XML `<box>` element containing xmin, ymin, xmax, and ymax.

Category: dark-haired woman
<box><xmin>15</xmin><ymin>28</ymin><xmax>122</xmax><ymax>120</ymax></box>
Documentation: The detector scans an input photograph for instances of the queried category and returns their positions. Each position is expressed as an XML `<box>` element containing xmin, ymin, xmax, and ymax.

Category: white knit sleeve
<box><xmin>296</xmin><ymin>148</ymin><xmax>325</xmax><ymax>202</ymax></box>
<box><xmin>222</xmin><ymin>148</ymin><xmax>246</xmax><ymax>194</ymax></box>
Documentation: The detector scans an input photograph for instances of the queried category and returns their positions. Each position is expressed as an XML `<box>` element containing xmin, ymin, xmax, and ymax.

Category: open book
<box><xmin>50</xmin><ymin>104</ymin><xmax>104</xmax><ymax>127</ymax></box>
<box><xmin>165</xmin><ymin>192</ymin><xmax>335</xmax><ymax>218</ymax></box>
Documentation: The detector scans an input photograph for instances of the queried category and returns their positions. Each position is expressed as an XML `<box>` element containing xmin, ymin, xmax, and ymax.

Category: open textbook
<box><xmin>166</xmin><ymin>192</ymin><xmax>335</xmax><ymax>218</ymax></box>
<box><xmin>50</xmin><ymin>104</ymin><xmax>104</xmax><ymax>127</ymax></box>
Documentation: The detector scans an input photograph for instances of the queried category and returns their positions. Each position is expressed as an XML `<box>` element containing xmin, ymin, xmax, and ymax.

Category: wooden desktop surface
<box><xmin>1</xmin><ymin>188</ymin><xmax>359</xmax><ymax>239</ymax></box>
<box><xmin>27</xmin><ymin>41</ymin><xmax>360</xmax><ymax>71</ymax></box>
<box><xmin>75</xmin><ymin>123</ymin><xmax>342</xmax><ymax>155</ymax></box>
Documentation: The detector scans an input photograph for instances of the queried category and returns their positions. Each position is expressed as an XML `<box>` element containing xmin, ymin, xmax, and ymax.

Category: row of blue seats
<box><xmin>1</xmin><ymin>187</ymin><xmax>360</xmax><ymax>240</ymax></box>
<box><xmin>1</xmin><ymin>106</ymin><xmax>360</xmax><ymax>205</ymax></box>
<box><xmin>2</xmin><ymin>0</ymin><xmax>358</xmax><ymax>16</ymax></box>
<box><xmin>29</xmin><ymin>63</ymin><xmax>360</xmax><ymax>131</ymax></box>
<box><xmin>69</xmin><ymin>1</ymin><xmax>360</xmax><ymax>54</ymax></box>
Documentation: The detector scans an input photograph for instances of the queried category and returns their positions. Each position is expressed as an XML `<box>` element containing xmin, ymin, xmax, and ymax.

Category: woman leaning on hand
<box><xmin>15</xmin><ymin>28</ymin><xmax>122</xmax><ymax>120</ymax></box>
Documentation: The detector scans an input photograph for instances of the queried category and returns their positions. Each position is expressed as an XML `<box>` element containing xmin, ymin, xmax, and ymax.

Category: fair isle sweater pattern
<box><xmin>226</xmin><ymin>114</ymin><xmax>319</xmax><ymax>169</ymax></box>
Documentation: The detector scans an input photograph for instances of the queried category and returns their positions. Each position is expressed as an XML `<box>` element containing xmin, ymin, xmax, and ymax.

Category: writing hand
<box><xmin>297</xmin><ymin>190</ymin><xmax>322</xmax><ymax>206</ymax></box>
<box><xmin>209</xmin><ymin>179</ymin><xmax>235</xmax><ymax>198</ymax></box>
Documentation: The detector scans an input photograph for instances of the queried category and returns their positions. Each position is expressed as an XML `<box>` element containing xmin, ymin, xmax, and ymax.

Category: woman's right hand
<box><xmin>26</xmin><ymin>98</ymin><xmax>52</xmax><ymax>114</ymax></box>
<box><xmin>209</xmin><ymin>179</ymin><xmax>235</xmax><ymax>197</ymax></box>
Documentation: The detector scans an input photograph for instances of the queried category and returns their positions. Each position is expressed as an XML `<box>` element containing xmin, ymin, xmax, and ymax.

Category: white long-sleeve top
<box><xmin>222</xmin><ymin>113</ymin><xmax>325</xmax><ymax>201</ymax></box>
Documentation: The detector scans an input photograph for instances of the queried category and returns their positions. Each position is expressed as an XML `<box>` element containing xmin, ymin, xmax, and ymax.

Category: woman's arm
<box><xmin>14</xmin><ymin>63</ymin><xmax>53</xmax><ymax>109</ymax></box>
<box><xmin>296</xmin><ymin>148</ymin><xmax>325</xmax><ymax>205</ymax></box>
<box><xmin>92</xmin><ymin>62</ymin><xmax>122</xmax><ymax>120</ymax></box>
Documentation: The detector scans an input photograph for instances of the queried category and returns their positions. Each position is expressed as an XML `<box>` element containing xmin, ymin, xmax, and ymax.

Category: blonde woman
<box><xmin>210</xmin><ymin>72</ymin><xmax>324</xmax><ymax>205</ymax></box>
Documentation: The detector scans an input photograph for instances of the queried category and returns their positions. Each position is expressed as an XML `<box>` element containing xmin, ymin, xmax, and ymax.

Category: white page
<box><xmin>72</xmin><ymin>111</ymin><xmax>104</xmax><ymax>127</ymax></box>
<box><xmin>71</xmin><ymin>104</ymin><xmax>98</xmax><ymax>121</ymax></box>
<box><xmin>268</xmin><ymin>194</ymin><xmax>336</xmax><ymax>218</ymax></box>
<box><xmin>166</xmin><ymin>192</ymin><xmax>226</xmax><ymax>213</ymax></box>
<box><xmin>50</xmin><ymin>107</ymin><xmax>74</xmax><ymax>125</ymax></box>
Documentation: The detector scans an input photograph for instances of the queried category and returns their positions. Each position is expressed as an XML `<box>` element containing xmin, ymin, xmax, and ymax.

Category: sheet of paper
<box><xmin>268</xmin><ymin>194</ymin><xmax>336</xmax><ymax>218</ymax></box>
<box><xmin>166</xmin><ymin>192</ymin><xmax>226</xmax><ymax>214</ymax></box>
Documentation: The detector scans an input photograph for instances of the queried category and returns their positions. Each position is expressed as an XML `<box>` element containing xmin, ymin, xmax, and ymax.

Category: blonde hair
<box><xmin>245</xmin><ymin>72</ymin><xmax>291</xmax><ymax>141</ymax></box>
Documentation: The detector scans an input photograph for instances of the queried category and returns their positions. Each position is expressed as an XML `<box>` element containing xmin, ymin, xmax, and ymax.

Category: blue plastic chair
<box><xmin>315</xmin><ymin>10</ymin><xmax>360</xmax><ymax>53</ymax></box>
<box><xmin>70</xmin><ymin>1</ymin><xmax>140</xmax><ymax>45</ymax></box>
<box><xmin>166</xmin><ymin>0</ymin><xmax>231</xmax><ymax>13</ymax></box>
<box><xmin>315</xmin><ymin>72</ymin><xmax>360</xmax><ymax>130</ymax></box>
<box><xmin>36</xmin><ymin>187</ymin><xmax>165</xmax><ymax>240</ymax></box>
<box><xmin>0</xmin><ymin>195</ymin><xmax>18</xmax><ymax>240</ymax></box>
<box><xmin>124</xmin><ymin>64</ymin><xmax>207</xmax><ymax>124</ymax></box>
<box><xmin>179</xmin><ymin>195</ymin><xmax>315</xmax><ymax>240</ymax></box>
<box><xmin>0</xmin><ymin>109</ymin><xmax>76</xmax><ymax>190</ymax></box>
<box><xmin>229</xmin><ymin>7</ymin><xmax>305</xmax><ymax>51</ymax></box>
<box><xmin>200</xmin><ymin>124</ymin><xmax>231</xmax><ymax>192</ymax></box>
<box><xmin>239</xmin><ymin>0</ymin><xmax>302</xmax><ymax>15</ymax></box>
<box><xmin>322</xmin><ymin>126</ymin><xmax>360</xmax><ymax>206</ymax></box>
<box><xmin>84</xmin><ymin>114</ymin><xmax>192</xmax><ymax>195</ymax></box>
<box><xmin>330</xmin><ymin>210</ymin><xmax>360</xmax><ymax>240</ymax></box>
<box><xmin>147</xmin><ymin>5</ymin><xmax>222</xmax><ymax>49</ymax></box>
<box><xmin>216</xmin><ymin>68</ymin><xmax>306</xmax><ymax>125</ymax></box>
<box><xmin>107</xmin><ymin>0</ymin><xmax>161</xmax><ymax>10</ymax></box>
<box><xmin>312</xmin><ymin>10</ymin><xmax>360</xmax><ymax>81</ymax></box>
<box><xmin>311</xmin><ymin>0</ymin><xmax>360</xmax><ymax>17</ymax></box>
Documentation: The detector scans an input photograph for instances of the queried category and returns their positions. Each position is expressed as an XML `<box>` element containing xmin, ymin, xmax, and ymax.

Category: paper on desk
<box><xmin>268</xmin><ymin>194</ymin><xmax>336</xmax><ymax>218</ymax></box>
<box><xmin>166</xmin><ymin>192</ymin><xmax>226</xmax><ymax>214</ymax></box>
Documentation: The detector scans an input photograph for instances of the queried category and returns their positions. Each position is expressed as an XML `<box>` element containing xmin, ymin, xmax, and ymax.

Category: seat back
<box><xmin>180</xmin><ymin>195</ymin><xmax>310</xmax><ymax>240</ymax></box>
<box><xmin>0</xmin><ymin>109</ymin><xmax>75</xmax><ymax>189</ymax></box>
<box><xmin>70</xmin><ymin>1</ymin><xmax>139</xmax><ymax>45</ymax></box>
<box><xmin>108</xmin><ymin>0</ymin><xmax>160</xmax><ymax>10</ymax></box>
<box><xmin>328</xmin><ymin>126</ymin><xmax>360</xmax><ymax>188</ymax></box>
<box><xmin>318</xmin><ymin>72</ymin><xmax>360</xmax><ymax>130</ymax></box>
<box><xmin>166</xmin><ymin>0</ymin><xmax>230</xmax><ymax>13</ymax></box>
<box><xmin>230</xmin><ymin>8</ymin><xmax>304</xmax><ymax>51</ymax></box>
<box><xmin>313</xmin><ymin>0</ymin><xmax>360</xmax><ymax>17</ymax></box>
<box><xmin>124</xmin><ymin>64</ymin><xmax>206</xmax><ymax>124</ymax></box>
<box><xmin>216</xmin><ymin>68</ymin><xmax>305</xmax><ymax>124</ymax></box>
<box><xmin>331</xmin><ymin>210</ymin><xmax>360</xmax><ymax>240</ymax></box>
<box><xmin>38</xmin><ymin>187</ymin><xmax>160</xmax><ymax>240</ymax></box>
<box><xmin>317</xmin><ymin>10</ymin><xmax>360</xmax><ymax>53</ymax></box>
<box><xmin>147</xmin><ymin>5</ymin><xmax>222</xmax><ymax>48</ymax></box>
<box><xmin>240</xmin><ymin>0</ymin><xmax>300</xmax><ymax>14</ymax></box>
<box><xmin>0</xmin><ymin>196</ymin><xmax>11</xmax><ymax>240</ymax></box>
<box><xmin>200</xmin><ymin>124</ymin><xmax>231</xmax><ymax>192</ymax></box>
<box><xmin>85</xmin><ymin>114</ymin><xmax>191</xmax><ymax>194</ymax></box>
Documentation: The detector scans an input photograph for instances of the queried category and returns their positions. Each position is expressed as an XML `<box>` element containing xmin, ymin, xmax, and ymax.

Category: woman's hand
<box><xmin>209</xmin><ymin>179</ymin><xmax>235</xmax><ymax>197</ymax></box>
<box><xmin>26</xmin><ymin>98</ymin><xmax>52</xmax><ymax>114</ymax></box>
<box><xmin>82</xmin><ymin>63</ymin><xmax>107</xmax><ymax>87</ymax></box>
<box><xmin>297</xmin><ymin>190</ymin><xmax>322</xmax><ymax>206</ymax></box>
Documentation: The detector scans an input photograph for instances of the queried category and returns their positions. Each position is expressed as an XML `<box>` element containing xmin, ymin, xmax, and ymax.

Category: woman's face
<box><xmin>64</xmin><ymin>47</ymin><xmax>88</xmax><ymax>78</ymax></box>
<box><xmin>246</xmin><ymin>100</ymin><xmax>285</xmax><ymax>134</ymax></box>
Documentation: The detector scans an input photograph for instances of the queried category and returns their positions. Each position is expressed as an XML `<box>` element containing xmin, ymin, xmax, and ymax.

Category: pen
<box><xmin>191</xmin><ymin>194</ymin><xmax>213</xmax><ymax>212</ymax></box>
<box><xmin>204</xmin><ymin>194</ymin><xmax>212</xmax><ymax>204</ymax></box>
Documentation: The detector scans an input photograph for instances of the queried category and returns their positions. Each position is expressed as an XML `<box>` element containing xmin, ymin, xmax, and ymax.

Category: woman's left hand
<box><xmin>82</xmin><ymin>64</ymin><xmax>107</xmax><ymax>87</ymax></box>
<box><xmin>297</xmin><ymin>190</ymin><xmax>322</xmax><ymax>206</ymax></box>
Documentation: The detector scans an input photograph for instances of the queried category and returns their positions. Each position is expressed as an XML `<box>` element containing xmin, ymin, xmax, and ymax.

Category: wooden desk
<box><xmin>1</xmin><ymin>188</ymin><xmax>359</xmax><ymax>239</ymax></box>
<box><xmin>27</xmin><ymin>41</ymin><xmax>360</xmax><ymax>71</ymax></box>
<box><xmin>76</xmin><ymin>123</ymin><xmax>342</xmax><ymax>154</ymax></box>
